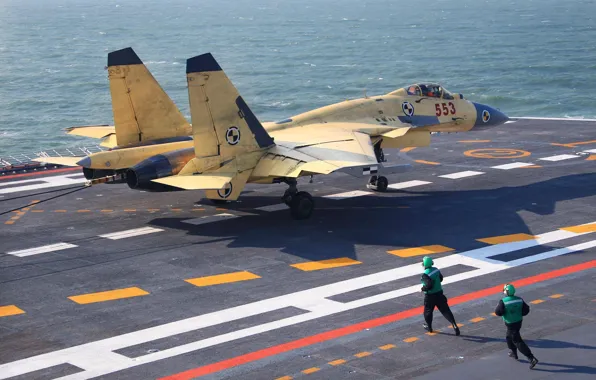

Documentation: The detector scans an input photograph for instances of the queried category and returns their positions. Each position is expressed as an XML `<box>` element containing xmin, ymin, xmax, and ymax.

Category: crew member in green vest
<box><xmin>494</xmin><ymin>283</ymin><xmax>539</xmax><ymax>369</ymax></box>
<box><xmin>420</xmin><ymin>256</ymin><xmax>460</xmax><ymax>335</ymax></box>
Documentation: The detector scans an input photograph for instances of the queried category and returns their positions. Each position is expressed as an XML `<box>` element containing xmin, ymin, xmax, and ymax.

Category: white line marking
<box><xmin>98</xmin><ymin>227</ymin><xmax>163</xmax><ymax>240</ymax></box>
<box><xmin>2</xmin><ymin>222</ymin><xmax>594</xmax><ymax>379</ymax></box>
<box><xmin>0</xmin><ymin>174</ymin><xmax>86</xmax><ymax>194</ymax></box>
<box><xmin>388</xmin><ymin>180</ymin><xmax>431</xmax><ymax>190</ymax></box>
<box><xmin>491</xmin><ymin>162</ymin><xmax>534</xmax><ymax>170</ymax></box>
<box><xmin>255</xmin><ymin>203</ymin><xmax>289</xmax><ymax>212</ymax></box>
<box><xmin>439</xmin><ymin>171</ymin><xmax>484</xmax><ymax>179</ymax></box>
<box><xmin>513</xmin><ymin>117</ymin><xmax>596</xmax><ymax>121</ymax></box>
<box><xmin>505</xmin><ymin>120</ymin><xmax>517</xmax><ymax>124</ymax></box>
<box><xmin>5</xmin><ymin>243</ymin><xmax>78</xmax><ymax>257</ymax></box>
<box><xmin>323</xmin><ymin>190</ymin><xmax>373</xmax><ymax>199</ymax></box>
<box><xmin>539</xmin><ymin>154</ymin><xmax>580</xmax><ymax>162</ymax></box>
<box><xmin>583</xmin><ymin>149</ymin><xmax>596</xmax><ymax>154</ymax></box>
<box><xmin>182</xmin><ymin>213</ymin><xmax>238</xmax><ymax>225</ymax></box>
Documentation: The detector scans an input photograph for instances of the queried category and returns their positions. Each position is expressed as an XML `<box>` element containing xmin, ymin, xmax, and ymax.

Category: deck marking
<box><xmin>403</xmin><ymin>337</ymin><xmax>419</xmax><ymax>343</ymax></box>
<box><xmin>0</xmin><ymin>173</ymin><xmax>86</xmax><ymax>194</ymax></box>
<box><xmin>464</xmin><ymin>148</ymin><xmax>530</xmax><ymax>159</ymax></box>
<box><xmin>255</xmin><ymin>203</ymin><xmax>289</xmax><ymax>212</ymax></box>
<box><xmin>490</xmin><ymin>162</ymin><xmax>534</xmax><ymax>170</ymax></box>
<box><xmin>470</xmin><ymin>317</ymin><xmax>485</xmax><ymax>323</ymax></box>
<box><xmin>291</xmin><ymin>257</ymin><xmax>361</xmax><ymax>271</ymax></box>
<box><xmin>2</xmin><ymin>223</ymin><xmax>596</xmax><ymax>380</ymax></box>
<box><xmin>539</xmin><ymin>154</ymin><xmax>579</xmax><ymax>161</ymax></box>
<box><xmin>0</xmin><ymin>167</ymin><xmax>79</xmax><ymax>180</ymax></box>
<box><xmin>560</xmin><ymin>222</ymin><xmax>596</xmax><ymax>234</ymax></box>
<box><xmin>98</xmin><ymin>227</ymin><xmax>163</xmax><ymax>240</ymax></box>
<box><xmin>477</xmin><ymin>233</ymin><xmax>535</xmax><ymax>245</ymax></box>
<box><xmin>275</xmin><ymin>376</ymin><xmax>292</xmax><ymax>380</ymax></box>
<box><xmin>301</xmin><ymin>367</ymin><xmax>320</xmax><ymax>374</ymax></box>
<box><xmin>415</xmin><ymin>160</ymin><xmax>441</xmax><ymax>165</ymax></box>
<box><xmin>583</xmin><ymin>149</ymin><xmax>596</xmax><ymax>154</ymax></box>
<box><xmin>587</xmin><ymin>155</ymin><xmax>596</xmax><ymax>161</ymax></box>
<box><xmin>400</xmin><ymin>147</ymin><xmax>416</xmax><ymax>152</ymax></box>
<box><xmin>323</xmin><ymin>190</ymin><xmax>372</xmax><ymax>199</ymax></box>
<box><xmin>458</xmin><ymin>140</ymin><xmax>491</xmax><ymax>143</ymax></box>
<box><xmin>551</xmin><ymin>139</ymin><xmax>596</xmax><ymax>148</ymax></box>
<box><xmin>379</xmin><ymin>344</ymin><xmax>396</xmax><ymax>350</ymax></box>
<box><xmin>530</xmin><ymin>299</ymin><xmax>544</xmax><ymax>304</ymax></box>
<box><xmin>354</xmin><ymin>351</ymin><xmax>371</xmax><ymax>358</ymax></box>
<box><xmin>6</xmin><ymin>242</ymin><xmax>77</xmax><ymax>257</ymax></box>
<box><xmin>439</xmin><ymin>171</ymin><xmax>484</xmax><ymax>179</ymax></box>
<box><xmin>0</xmin><ymin>305</ymin><xmax>25</xmax><ymax>317</ymax></box>
<box><xmin>388</xmin><ymin>180</ymin><xmax>431</xmax><ymax>190</ymax></box>
<box><xmin>68</xmin><ymin>287</ymin><xmax>149</xmax><ymax>305</ymax></box>
<box><xmin>185</xmin><ymin>271</ymin><xmax>261</xmax><ymax>287</ymax></box>
<box><xmin>182</xmin><ymin>213</ymin><xmax>238</xmax><ymax>225</ymax></box>
<box><xmin>387</xmin><ymin>245</ymin><xmax>453</xmax><ymax>258</ymax></box>
<box><xmin>549</xmin><ymin>294</ymin><xmax>564</xmax><ymax>299</ymax></box>
<box><xmin>328</xmin><ymin>359</ymin><xmax>346</xmax><ymax>365</ymax></box>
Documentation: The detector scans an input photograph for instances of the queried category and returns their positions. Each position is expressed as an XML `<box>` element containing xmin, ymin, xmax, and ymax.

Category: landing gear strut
<box><xmin>282</xmin><ymin>178</ymin><xmax>314</xmax><ymax>220</ymax></box>
<box><xmin>367</xmin><ymin>140</ymin><xmax>389</xmax><ymax>192</ymax></box>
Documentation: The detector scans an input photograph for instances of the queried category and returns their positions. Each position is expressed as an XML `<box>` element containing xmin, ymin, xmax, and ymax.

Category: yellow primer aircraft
<box><xmin>37</xmin><ymin>48</ymin><xmax>508</xmax><ymax>219</ymax></box>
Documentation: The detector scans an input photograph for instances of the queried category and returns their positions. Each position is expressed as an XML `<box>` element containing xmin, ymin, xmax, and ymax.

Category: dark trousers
<box><xmin>506</xmin><ymin>321</ymin><xmax>534</xmax><ymax>359</ymax></box>
<box><xmin>423</xmin><ymin>291</ymin><xmax>457</xmax><ymax>328</ymax></box>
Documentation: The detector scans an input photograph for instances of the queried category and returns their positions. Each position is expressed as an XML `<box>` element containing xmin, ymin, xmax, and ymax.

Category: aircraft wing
<box><xmin>66</xmin><ymin>125</ymin><xmax>118</xmax><ymax>148</ymax></box>
<box><xmin>151</xmin><ymin>173</ymin><xmax>234</xmax><ymax>190</ymax></box>
<box><xmin>31</xmin><ymin>157</ymin><xmax>84</xmax><ymax>166</ymax></box>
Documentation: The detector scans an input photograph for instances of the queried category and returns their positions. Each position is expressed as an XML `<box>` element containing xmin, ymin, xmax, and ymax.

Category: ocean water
<box><xmin>0</xmin><ymin>0</ymin><xmax>595</xmax><ymax>156</ymax></box>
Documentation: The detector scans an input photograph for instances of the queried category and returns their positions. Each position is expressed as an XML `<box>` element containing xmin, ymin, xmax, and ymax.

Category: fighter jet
<box><xmin>34</xmin><ymin>47</ymin><xmax>193</xmax><ymax>182</ymax></box>
<box><xmin>37</xmin><ymin>48</ymin><xmax>508</xmax><ymax>219</ymax></box>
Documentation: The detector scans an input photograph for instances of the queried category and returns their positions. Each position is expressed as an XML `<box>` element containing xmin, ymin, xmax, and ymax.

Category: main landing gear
<box><xmin>281</xmin><ymin>178</ymin><xmax>314</xmax><ymax>220</ymax></box>
<box><xmin>367</xmin><ymin>140</ymin><xmax>389</xmax><ymax>192</ymax></box>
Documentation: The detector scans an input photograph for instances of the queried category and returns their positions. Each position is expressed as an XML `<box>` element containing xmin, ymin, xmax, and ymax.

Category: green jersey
<box><xmin>421</xmin><ymin>267</ymin><xmax>443</xmax><ymax>294</ymax></box>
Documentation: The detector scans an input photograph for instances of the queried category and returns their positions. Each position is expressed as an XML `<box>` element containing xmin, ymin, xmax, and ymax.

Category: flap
<box><xmin>151</xmin><ymin>173</ymin><xmax>235</xmax><ymax>190</ymax></box>
<box><xmin>31</xmin><ymin>157</ymin><xmax>84</xmax><ymax>166</ymax></box>
<box><xmin>382</xmin><ymin>127</ymin><xmax>410</xmax><ymax>138</ymax></box>
<box><xmin>66</xmin><ymin>125</ymin><xmax>115</xmax><ymax>139</ymax></box>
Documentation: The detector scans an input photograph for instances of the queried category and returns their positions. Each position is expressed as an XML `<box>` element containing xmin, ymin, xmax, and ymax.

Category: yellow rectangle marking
<box><xmin>54</xmin><ymin>210</ymin><xmax>67</xmax><ymax>213</ymax></box>
<box><xmin>561</xmin><ymin>223</ymin><xmax>596</xmax><ymax>234</ymax></box>
<box><xmin>549</xmin><ymin>294</ymin><xmax>564</xmax><ymax>299</ymax></box>
<box><xmin>470</xmin><ymin>317</ymin><xmax>485</xmax><ymax>323</ymax></box>
<box><xmin>387</xmin><ymin>245</ymin><xmax>453</xmax><ymax>258</ymax></box>
<box><xmin>77</xmin><ymin>210</ymin><xmax>91</xmax><ymax>213</ymax></box>
<box><xmin>400</xmin><ymin>147</ymin><xmax>416</xmax><ymax>152</ymax></box>
<box><xmin>185</xmin><ymin>271</ymin><xmax>261</xmax><ymax>287</ymax></box>
<box><xmin>425</xmin><ymin>331</ymin><xmax>439</xmax><ymax>336</ymax></box>
<box><xmin>379</xmin><ymin>344</ymin><xmax>396</xmax><ymax>350</ymax></box>
<box><xmin>415</xmin><ymin>160</ymin><xmax>441</xmax><ymax>166</ymax></box>
<box><xmin>291</xmin><ymin>257</ymin><xmax>361</xmax><ymax>271</ymax></box>
<box><xmin>458</xmin><ymin>140</ymin><xmax>491</xmax><ymax>143</ymax></box>
<box><xmin>124</xmin><ymin>209</ymin><xmax>136</xmax><ymax>212</ymax></box>
<box><xmin>192</xmin><ymin>208</ymin><xmax>205</xmax><ymax>211</ymax></box>
<box><xmin>10</xmin><ymin>216</ymin><xmax>20</xmax><ymax>220</ymax></box>
<box><xmin>5</xmin><ymin>221</ymin><xmax>14</xmax><ymax>225</ymax></box>
<box><xmin>101</xmin><ymin>209</ymin><xmax>113</xmax><ymax>212</ymax></box>
<box><xmin>21</xmin><ymin>207</ymin><xmax>30</xmax><ymax>211</ymax></box>
<box><xmin>403</xmin><ymin>337</ymin><xmax>419</xmax><ymax>343</ymax></box>
<box><xmin>275</xmin><ymin>376</ymin><xmax>293</xmax><ymax>380</ymax></box>
<box><xmin>354</xmin><ymin>351</ymin><xmax>371</xmax><ymax>358</ymax></box>
<box><xmin>68</xmin><ymin>287</ymin><xmax>149</xmax><ymax>304</ymax></box>
<box><xmin>477</xmin><ymin>233</ymin><xmax>535</xmax><ymax>245</ymax></box>
<box><xmin>328</xmin><ymin>359</ymin><xmax>346</xmax><ymax>366</ymax></box>
<box><xmin>31</xmin><ymin>210</ymin><xmax>44</xmax><ymax>213</ymax></box>
<box><xmin>302</xmin><ymin>367</ymin><xmax>320</xmax><ymax>374</ymax></box>
<box><xmin>0</xmin><ymin>305</ymin><xmax>25</xmax><ymax>317</ymax></box>
<box><xmin>530</xmin><ymin>299</ymin><xmax>544</xmax><ymax>304</ymax></box>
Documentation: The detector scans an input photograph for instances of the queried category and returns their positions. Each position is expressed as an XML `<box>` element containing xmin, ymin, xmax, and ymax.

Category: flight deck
<box><xmin>1</xmin><ymin>117</ymin><xmax>595</xmax><ymax>379</ymax></box>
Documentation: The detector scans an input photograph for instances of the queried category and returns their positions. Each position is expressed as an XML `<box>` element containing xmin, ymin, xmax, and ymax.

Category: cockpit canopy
<box><xmin>389</xmin><ymin>83</ymin><xmax>461</xmax><ymax>100</ymax></box>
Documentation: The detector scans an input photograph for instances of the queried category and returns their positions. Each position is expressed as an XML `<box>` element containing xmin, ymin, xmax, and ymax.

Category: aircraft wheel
<box><xmin>289</xmin><ymin>191</ymin><xmax>314</xmax><ymax>220</ymax></box>
<box><xmin>376</xmin><ymin>176</ymin><xmax>389</xmax><ymax>192</ymax></box>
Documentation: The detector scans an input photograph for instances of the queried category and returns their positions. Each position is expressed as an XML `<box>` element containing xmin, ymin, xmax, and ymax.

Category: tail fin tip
<box><xmin>186</xmin><ymin>53</ymin><xmax>222</xmax><ymax>74</ymax></box>
<box><xmin>108</xmin><ymin>47</ymin><xmax>142</xmax><ymax>67</ymax></box>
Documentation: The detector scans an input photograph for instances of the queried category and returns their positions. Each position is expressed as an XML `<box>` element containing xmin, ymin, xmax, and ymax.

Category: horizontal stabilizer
<box><xmin>31</xmin><ymin>157</ymin><xmax>84</xmax><ymax>167</ymax></box>
<box><xmin>382</xmin><ymin>127</ymin><xmax>411</xmax><ymax>139</ymax></box>
<box><xmin>66</xmin><ymin>125</ymin><xmax>115</xmax><ymax>139</ymax></box>
<box><xmin>151</xmin><ymin>173</ymin><xmax>235</xmax><ymax>190</ymax></box>
<box><xmin>99</xmin><ymin>134</ymin><xmax>118</xmax><ymax>148</ymax></box>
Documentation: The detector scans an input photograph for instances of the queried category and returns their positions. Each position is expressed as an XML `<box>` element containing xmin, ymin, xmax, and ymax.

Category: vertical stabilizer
<box><xmin>107</xmin><ymin>47</ymin><xmax>191</xmax><ymax>146</ymax></box>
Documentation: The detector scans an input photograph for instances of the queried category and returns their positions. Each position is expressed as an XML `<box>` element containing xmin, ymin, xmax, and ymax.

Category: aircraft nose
<box><xmin>472</xmin><ymin>102</ymin><xmax>509</xmax><ymax>129</ymax></box>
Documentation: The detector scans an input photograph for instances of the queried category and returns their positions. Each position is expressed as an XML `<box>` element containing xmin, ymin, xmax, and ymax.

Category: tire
<box><xmin>289</xmin><ymin>191</ymin><xmax>314</xmax><ymax>220</ymax></box>
<box><xmin>376</xmin><ymin>176</ymin><xmax>389</xmax><ymax>192</ymax></box>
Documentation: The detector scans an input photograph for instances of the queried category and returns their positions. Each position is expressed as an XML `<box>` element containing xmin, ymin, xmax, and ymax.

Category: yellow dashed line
<box><xmin>185</xmin><ymin>271</ymin><xmax>261</xmax><ymax>287</ymax></box>
<box><xmin>551</xmin><ymin>139</ymin><xmax>596</xmax><ymax>148</ymax></box>
<box><xmin>379</xmin><ymin>344</ymin><xmax>396</xmax><ymax>350</ymax></box>
<box><xmin>124</xmin><ymin>209</ymin><xmax>136</xmax><ymax>212</ymax></box>
<box><xmin>425</xmin><ymin>331</ymin><xmax>439</xmax><ymax>336</ymax></box>
<box><xmin>549</xmin><ymin>294</ymin><xmax>564</xmax><ymax>299</ymax></box>
<box><xmin>403</xmin><ymin>337</ymin><xmax>419</xmax><ymax>343</ymax></box>
<box><xmin>400</xmin><ymin>147</ymin><xmax>416</xmax><ymax>152</ymax></box>
<box><xmin>328</xmin><ymin>359</ymin><xmax>346</xmax><ymax>366</ymax></box>
<box><xmin>31</xmin><ymin>210</ymin><xmax>44</xmax><ymax>213</ymax></box>
<box><xmin>560</xmin><ymin>223</ymin><xmax>596</xmax><ymax>234</ymax></box>
<box><xmin>291</xmin><ymin>257</ymin><xmax>361</xmax><ymax>271</ymax></box>
<box><xmin>101</xmin><ymin>210</ymin><xmax>113</xmax><ymax>213</ymax></box>
<box><xmin>5</xmin><ymin>221</ymin><xmax>14</xmax><ymax>225</ymax></box>
<box><xmin>193</xmin><ymin>208</ymin><xmax>205</xmax><ymax>211</ymax></box>
<box><xmin>530</xmin><ymin>299</ymin><xmax>544</xmax><ymax>304</ymax></box>
<box><xmin>302</xmin><ymin>367</ymin><xmax>320</xmax><ymax>374</ymax></box>
<box><xmin>68</xmin><ymin>287</ymin><xmax>149</xmax><ymax>305</ymax></box>
<box><xmin>0</xmin><ymin>305</ymin><xmax>25</xmax><ymax>317</ymax></box>
<box><xmin>77</xmin><ymin>210</ymin><xmax>91</xmax><ymax>213</ymax></box>
<box><xmin>477</xmin><ymin>233</ymin><xmax>535</xmax><ymax>245</ymax></box>
<box><xmin>354</xmin><ymin>351</ymin><xmax>372</xmax><ymax>358</ymax></box>
<box><xmin>415</xmin><ymin>160</ymin><xmax>441</xmax><ymax>166</ymax></box>
<box><xmin>275</xmin><ymin>376</ymin><xmax>293</xmax><ymax>380</ymax></box>
<box><xmin>54</xmin><ymin>210</ymin><xmax>67</xmax><ymax>213</ymax></box>
<box><xmin>387</xmin><ymin>245</ymin><xmax>453</xmax><ymax>258</ymax></box>
<box><xmin>470</xmin><ymin>317</ymin><xmax>485</xmax><ymax>323</ymax></box>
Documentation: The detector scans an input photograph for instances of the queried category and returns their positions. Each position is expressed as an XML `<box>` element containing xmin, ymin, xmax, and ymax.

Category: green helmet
<box><xmin>503</xmin><ymin>283</ymin><xmax>516</xmax><ymax>296</ymax></box>
<box><xmin>422</xmin><ymin>256</ymin><xmax>433</xmax><ymax>269</ymax></box>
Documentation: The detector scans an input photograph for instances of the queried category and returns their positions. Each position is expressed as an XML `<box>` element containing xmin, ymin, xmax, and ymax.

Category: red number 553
<box><xmin>435</xmin><ymin>102</ymin><xmax>456</xmax><ymax>116</ymax></box>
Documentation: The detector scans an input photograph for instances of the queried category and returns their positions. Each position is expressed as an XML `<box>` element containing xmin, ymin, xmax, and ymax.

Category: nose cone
<box><xmin>76</xmin><ymin>156</ymin><xmax>91</xmax><ymax>168</ymax></box>
<box><xmin>472</xmin><ymin>102</ymin><xmax>509</xmax><ymax>129</ymax></box>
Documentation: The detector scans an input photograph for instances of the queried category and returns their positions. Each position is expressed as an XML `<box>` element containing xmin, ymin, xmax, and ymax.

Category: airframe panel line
<box><xmin>0</xmin><ymin>174</ymin><xmax>86</xmax><ymax>194</ymax></box>
<box><xmin>1</xmin><ymin>222</ymin><xmax>595</xmax><ymax>379</ymax></box>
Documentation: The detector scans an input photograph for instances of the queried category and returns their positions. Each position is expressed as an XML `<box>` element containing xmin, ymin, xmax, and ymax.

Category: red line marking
<box><xmin>0</xmin><ymin>167</ymin><xmax>79</xmax><ymax>181</ymax></box>
<box><xmin>159</xmin><ymin>259</ymin><xmax>596</xmax><ymax>380</ymax></box>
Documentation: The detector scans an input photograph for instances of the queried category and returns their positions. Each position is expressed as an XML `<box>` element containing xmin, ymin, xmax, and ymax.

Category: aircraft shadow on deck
<box><xmin>147</xmin><ymin>172</ymin><xmax>596</xmax><ymax>261</ymax></box>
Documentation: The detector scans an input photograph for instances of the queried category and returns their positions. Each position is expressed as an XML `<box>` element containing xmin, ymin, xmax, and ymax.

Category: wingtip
<box><xmin>107</xmin><ymin>47</ymin><xmax>143</xmax><ymax>67</ymax></box>
<box><xmin>186</xmin><ymin>53</ymin><xmax>222</xmax><ymax>74</ymax></box>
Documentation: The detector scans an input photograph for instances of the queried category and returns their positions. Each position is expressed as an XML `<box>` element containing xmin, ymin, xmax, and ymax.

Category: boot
<box><xmin>529</xmin><ymin>356</ymin><xmax>538</xmax><ymax>369</ymax></box>
<box><xmin>508</xmin><ymin>350</ymin><xmax>518</xmax><ymax>360</ymax></box>
<box><xmin>423</xmin><ymin>323</ymin><xmax>432</xmax><ymax>333</ymax></box>
<box><xmin>453</xmin><ymin>323</ymin><xmax>460</xmax><ymax>336</ymax></box>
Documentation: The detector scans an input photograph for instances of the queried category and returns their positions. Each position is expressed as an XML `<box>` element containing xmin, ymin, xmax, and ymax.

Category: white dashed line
<box><xmin>255</xmin><ymin>203</ymin><xmax>289</xmax><ymax>212</ymax></box>
<box><xmin>182</xmin><ymin>213</ymin><xmax>238</xmax><ymax>225</ymax></box>
<box><xmin>539</xmin><ymin>154</ymin><xmax>580</xmax><ymax>162</ymax></box>
<box><xmin>505</xmin><ymin>120</ymin><xmax>517</xmax><ymax>124</ymax></box>
<box><xmin>0</xmin><ymin>174</ymin><xmax>86</xmax><ymax>194</ymax></box>
<box><xmin>491</xmin><ymin>162</ymin><xmax>535</xmax><ymax>170</ymax></box>
<box><xmin>388</xmin><ymin>180</ymin><xmax>432</xmax><ymax>190</ymax></box>
<box><xmin>6</xmin><ymin>243</ymin><xmax>78</xmax><ymax>257</ymax></box>
<box><xmin>583</xmin><ymin>149</ymin><xmax>596</xmax><ymax>154</ymax></box>
<box><xmin>98</xmin><ymin>227</ymin><xmax>163</xmax><ymax>240</ymax></box>
<box><xmin>439</xmin><ymin>171</ymin><xmax>484</xmax><ymax>179</ymax></box>
<box><xmin>323</xmin><ymin>190</ymin><xmax>373</xmax><ymax>199</ymax></box>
